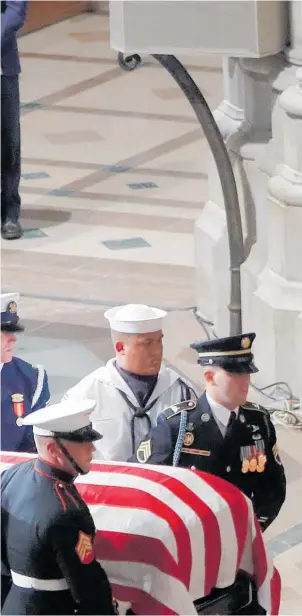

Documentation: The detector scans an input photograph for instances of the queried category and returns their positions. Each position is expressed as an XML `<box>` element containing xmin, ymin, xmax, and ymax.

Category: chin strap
<box><xmin>55</xmin><ymin>437</ymin><xmax>87</xmax><ymax>476</ymax></box>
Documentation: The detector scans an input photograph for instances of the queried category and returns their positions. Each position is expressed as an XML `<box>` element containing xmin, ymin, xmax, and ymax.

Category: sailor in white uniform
<box><xmin>63</xmin><ymin>304</ymin><xmax>198</xmax><ymax>461</ymax></box>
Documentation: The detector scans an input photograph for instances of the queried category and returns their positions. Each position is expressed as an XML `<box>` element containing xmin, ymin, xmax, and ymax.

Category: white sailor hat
<box><xmin>1</xmin><ymin>292</ymin><xmax>24</xmax><ymax>332</ymax></box>
<box><xmin>16</xmin><ymin>399</ymin><xmax>102</xmax><ymax>442</ymax></box>
<box><xmin>104</xmin><ymin>304</ymin><xmax>167</xmax><ymax>334</ymax></box>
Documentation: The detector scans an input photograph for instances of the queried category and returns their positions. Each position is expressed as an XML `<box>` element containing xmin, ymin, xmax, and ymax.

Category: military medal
<box><xmin>11</xmin><ymin>393</ymin><xmax>25</xmax><ymax>418</ymax></box>
<box><xmin>241</xmin><ymin>459</ymin><xmax>249</xmax><ymax>473</ymax></box>
<box><xmin>255</xmin><ymin>439</ymin><xmax>267</xmax><ymax>472</ymax></box>
<box><xmin>240</xmin><ymin>446</ymin><xmax>250</xmax><ymax>473</ymax></box>
<box><xmin>241</xmin><ymin>444</ymin><xmax>266</xmax><ymax>473</ymax></box>
<box><xmin>257</xmin><ymin>454</ymin><xmax>267</xmax><ymax>473</ymax></box>
<box><xmin>183</xmin><ymin>432</ymin><xmax>194</xmax><ymax>446</ymax></box>
<box><xmin>249</xmin><ymin>458</ymin><xmax>257</xmax><ymax>472</ymax></box>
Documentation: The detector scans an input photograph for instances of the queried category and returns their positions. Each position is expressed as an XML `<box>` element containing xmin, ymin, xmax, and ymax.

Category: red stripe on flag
<box><xmin>251</xmin><ymin>516</ymin><xmax>282</xmax><ymax>616</ymax></box>
<box><xmin>112</xmin><ymin>467</ymin><xmax>221</xmax><ymax>595</ymax></box>
<box><xmin>77</xmin><ymin>483</ymin><xmax>191</xmax><ymax>587</ymax></box>
<box><xmin>252</xmin><ymin>519</ymin><xmax>268</xmax><ymax>589</ymax></box>
<box><xmin>0</xmin><ymin>453</ymin><xmax>35</xmax><ymax>465</ymax></box>
<box><xmin>196</xmin><ymin>471</ymin><xmax>249</xmax><ymax>571</ymax></box>
<box><xmin>94</xmin><ymin>530</ymin><xmax>181</xmax><ymax>581</ymax></box>
<box><xmin>270</xmin><ymin>566</ymin><xmax>281</xmax><ymax>616</ymax></box>
<box><xmin>1</xmin><ymin>454</ymin><xmax>280</xmax><ymax>615</ymax></box>
<box><xmin>92</xmin><ymin>464</ymin><xmax>221</xmax><ymax>596</ymax></box>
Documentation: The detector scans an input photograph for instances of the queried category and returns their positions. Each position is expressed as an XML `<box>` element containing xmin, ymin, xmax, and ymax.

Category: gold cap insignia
<box><xmin>241</xmin><ymin>337</ymin><xmax>251</xmax><ymax>349</ymax></box>
<box><xmin>136</xmin><ymin>440</ymin><xmax>152</xmax><ymax>464</ymax></box>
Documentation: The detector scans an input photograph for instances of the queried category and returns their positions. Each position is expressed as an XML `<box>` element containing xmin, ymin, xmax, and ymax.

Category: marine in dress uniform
<box><xmin>63</xmin><ymin>304</ymin><xmax>197</xmax><ymax>461</ymax></box>
<box><xmin>1</xmin><ymin>399</ymin><xmax>117</xmax><ymax>615</ymax></box>
<box><xmin>1</xmin><ymin>293</ymin><xmax>50</xmax><ymax>452</ymax></box>
<box><xmin>131</xmin><ymin>333</ymin><xmax>286</xmax><ymax>531</ymax></box>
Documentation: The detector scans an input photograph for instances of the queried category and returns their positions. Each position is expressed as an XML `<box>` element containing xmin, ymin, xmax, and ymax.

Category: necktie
<box><xmin>225</xmin><ymin>411</ymin><xmax>236</xmax><ymax>439</ymax></box>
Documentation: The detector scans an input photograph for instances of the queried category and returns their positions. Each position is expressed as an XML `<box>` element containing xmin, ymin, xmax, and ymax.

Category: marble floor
<box><xmin>1</xmin><ymin>9</ymin><xmax>301</xmax><ymax>614</ymax></box>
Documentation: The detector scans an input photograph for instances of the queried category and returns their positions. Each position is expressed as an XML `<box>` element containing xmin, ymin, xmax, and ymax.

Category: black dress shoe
<box><xmin>1</xmin><ymin>219</ymin><xmax>23</xmax><ymax>240</ymax></box>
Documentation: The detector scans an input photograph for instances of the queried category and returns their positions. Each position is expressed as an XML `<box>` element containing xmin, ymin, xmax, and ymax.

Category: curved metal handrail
<box><xmin>153</xmin><ymin>54</ymin><xmax>245</xmax><ymax>335</ymax></box>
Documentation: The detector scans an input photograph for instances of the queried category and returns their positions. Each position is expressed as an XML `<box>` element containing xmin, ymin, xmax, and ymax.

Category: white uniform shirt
<box><xmin>206</xmin><ymin>393</ymin><xmax>239</xmax><ymax>436</ymax></box>
<box><xmin>63</xmin><ymin>358</ymin><xmax>197</xmax><ymax>461</ymax></box>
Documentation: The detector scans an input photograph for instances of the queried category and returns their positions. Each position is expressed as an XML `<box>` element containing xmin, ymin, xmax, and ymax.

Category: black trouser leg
<box><xmin>1</xmin><ymin>75</ymin><xmax>21</xmax><ymax>223</ymax></box>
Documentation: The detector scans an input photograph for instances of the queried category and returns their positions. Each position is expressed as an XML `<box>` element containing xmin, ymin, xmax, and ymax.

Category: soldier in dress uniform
<box><xmin>1</xmin><ymin>399</ymin><xmax>117</xmax><ymax>615</ymax></box>
<box><xmin>1</xmin><ymin>292</ymin><xmax>50</xmax><ymax>452</ymax></box>
<box><xmin>131</xmin><ymin>333</ymin><xmax>286</xmax><ymax>531</ymax></box>
<box><xmin>63</xmin><ymin>304</ymin><xmax>197</xmax><ymax>461</ymax></box>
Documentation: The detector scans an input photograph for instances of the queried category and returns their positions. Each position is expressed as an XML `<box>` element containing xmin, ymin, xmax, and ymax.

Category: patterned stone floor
<box><xmin>1</xmin><ymin>10</ymin><xmax>301</xmax><ymax>613</ymax></box>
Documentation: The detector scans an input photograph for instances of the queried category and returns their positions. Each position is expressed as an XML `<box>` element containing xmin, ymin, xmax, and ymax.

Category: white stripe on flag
<box><xmin>99</xmin><ymin>560</ymin><xmax>198</xmax><ymax>616</ymax></box>
<box><xmin>154</xmin><ymin>465</ymin><xmax>239</xmax><ymax>591</ymax></box>
<box><xmin>238</xmin><ymin>495</ymin><xmax>257</xmax><ymax>577</ymax></box>
<box><xmin>80</xmin><ymin>470</ymin><xmax>202</xmax><ymax>565</ymax></box>
<box><xmin>89</xmin><ymin>504</ymin><xmax>178</xmax><ymax>560</ymax></box>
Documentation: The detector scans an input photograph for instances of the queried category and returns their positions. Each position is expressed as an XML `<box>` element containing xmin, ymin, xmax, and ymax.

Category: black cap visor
<box><xmin>54</xmin><ymin>424</ymin><xmax>102</xmax><ymax>443</ymax></box>
<box><xmin>222</xmin><ymin>360</ymin><xmax>259</xmax><ymax>374</ymax></box>
<box><xmin>198</xmin><ymin>355</ymin><xmax>259</xmax><ymax>374</ymax></box>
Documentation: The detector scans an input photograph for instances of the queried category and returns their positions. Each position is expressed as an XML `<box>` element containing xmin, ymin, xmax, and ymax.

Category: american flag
<box><xmin>1</xmin><ymin>452</ymin><xmax>281</xmax><ymax>615</ymax></box>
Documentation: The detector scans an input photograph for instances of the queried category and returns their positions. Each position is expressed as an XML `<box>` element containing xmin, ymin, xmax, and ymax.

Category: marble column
<box><xmin>250</xmin><ymin>68</ymin><xmax>302</xmax><ymax>400</ymax></box>
<box><xmin>240</xmin><ymin>1</ymin><xmax>302</xmax><ymax>400</ymax></box>
<box><xmin>195</xmin><ymin>54</ymin><xmax>282</xmax><ymax>335</ymax></box>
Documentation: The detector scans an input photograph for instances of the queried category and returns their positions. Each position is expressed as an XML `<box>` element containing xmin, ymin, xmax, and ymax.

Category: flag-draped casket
<box><xmin>1</xmin><ymin>453</ymin><xmax>280</xmax><ymax>615</ymax></box>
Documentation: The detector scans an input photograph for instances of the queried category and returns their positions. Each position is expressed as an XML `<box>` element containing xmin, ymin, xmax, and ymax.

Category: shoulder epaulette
<box><xmin>162</xmin><ymin>400</ymin><xmax>196</xmax><ymax>420</ymax></box>
<box><xmin>242</xmin><ymin>401</ymin><xmax>269</xmax><ymax>415</ymax></box>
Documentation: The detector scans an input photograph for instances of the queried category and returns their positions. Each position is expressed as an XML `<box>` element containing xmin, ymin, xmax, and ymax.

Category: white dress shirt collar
<box><xmin>206</xmin><ymin>392</ymin><xmax>239</xmax><ymax>427</ymax></box>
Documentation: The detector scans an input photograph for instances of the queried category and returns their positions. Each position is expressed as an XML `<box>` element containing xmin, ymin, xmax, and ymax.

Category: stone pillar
<box><xmin>195</xmin><ymin>55</ymin><xmax>281</xmax><ymax>335</ymax></box>
<box><xmin>250</xmin><ymin>68</ymin><xmax>302</xmax><ymax>400</ymax></box>
<box><xmin>240</xmin><ymin>53</ymin><xmax>285</xmax><ymax>330</ymax></box>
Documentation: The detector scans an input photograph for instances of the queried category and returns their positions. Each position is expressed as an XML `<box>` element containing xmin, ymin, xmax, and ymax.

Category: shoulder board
<box><xmin>242</xmin><ymin>401</ymin><xmax>269</xmax><ymax>415</ymax></box>
<box><xmin>162</xmin><ymin>400</ymin><xmax>196</xmax><ymax>420</ymax></box>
